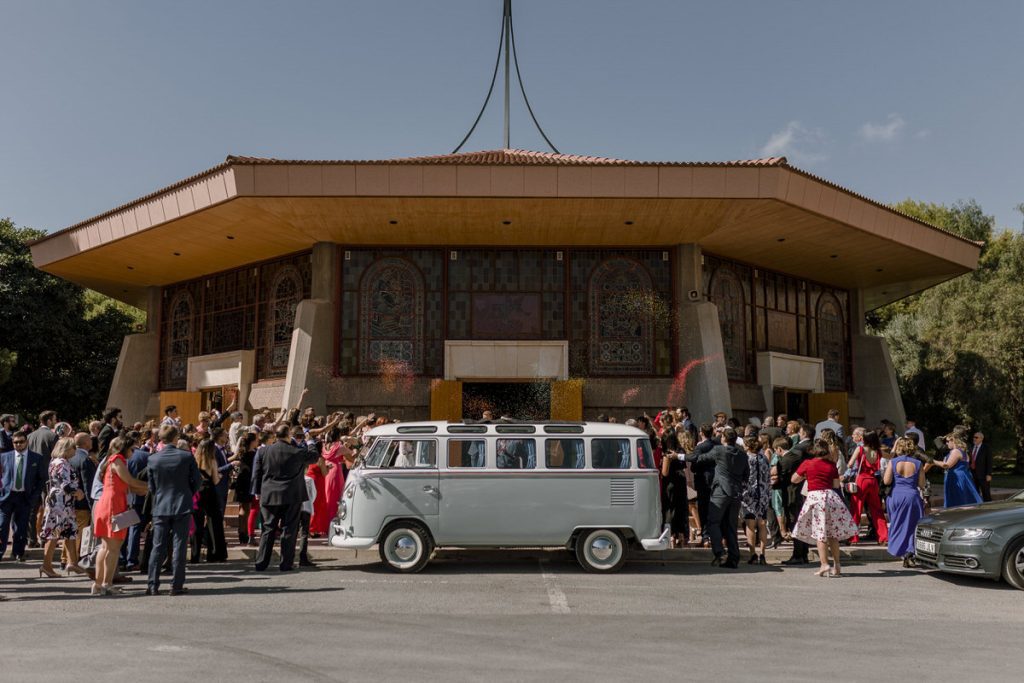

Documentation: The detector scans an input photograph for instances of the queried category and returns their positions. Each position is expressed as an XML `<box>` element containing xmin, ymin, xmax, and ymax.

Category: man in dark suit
<box><xmin>779</xmin><ymin>424</ymin><xmax>815</xmax><ymax>565</ymax></box>
<box><xmin>146</xmin><ymin>425</ymin><xmax>201</xmax><ymax>595</ymax></box>
<box><xmin>0</xmin><ymin>432</ymin><xmax>49</xmax><ymax>561</ymax></box>
<box><xmin>687</xmin><ymin>427</ymin><xmax>749</xmax><ymax>568</ymax></box>
<box><xmin>63</xmin><ymin>432</ymin><xmax>97</xmax><ymax>568</ymax></box>
<box><xmin>969</xmin><ymin>432</ymin><xmax>993</xmax><ymax>502</ymax></box>
<box><xmin>123</xmin><ymin>441</ymin><xmax>151</xmax><ymax>571</ymax></box>
<box><xmin>690</xmin><ymin>424</ymin><xmax>717</xmax><ymax>546</ymax></box>
<box><xmin>254</xmin><ymin>424</ymin><xmax>319</xmax><ymax>572</ymax></box>
<box><xmin>26</xmin><ymin>410</ymin><xmax>59</xmax><ymax>547</ymax></box>
<box><xmin>0</xmin><ymin>414</ymin><xmax>16</xmax><ymax>453</ymax></box>
<box><xmin>96</xmin><ymin>407</ymin><xmax>122</xmax><ymax>457</ymax></box>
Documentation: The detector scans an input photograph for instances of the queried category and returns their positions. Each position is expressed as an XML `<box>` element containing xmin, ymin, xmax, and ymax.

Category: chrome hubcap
<box><xmin>392</xmin><ymin>535</ymin><xmax>417</xmax><ymax>562</ymax></box>
<box><xmin>1015</xmin><ymin>548</ymin><xmax>1024</xmax><ymax>574</ymax></box>
<box><xmin>591</xmin><ymin>537</ymin><xmax>614</xmax><ymax>562</ymax></box>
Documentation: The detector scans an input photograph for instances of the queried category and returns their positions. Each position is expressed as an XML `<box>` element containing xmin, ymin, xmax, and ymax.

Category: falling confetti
<box><xmin>621</xmin><ymin>386</ymin><xmax>640</xmax><ymax>404</ymax></box>
<box><xmin>377</xmin><ymin>358</ymin><xmax>415</xmax><ymax>394</ymax></box>
<box><xmin>665</xmin><ymin>353</ymin><xmax>722</xmax><ymax>407</ymax></box>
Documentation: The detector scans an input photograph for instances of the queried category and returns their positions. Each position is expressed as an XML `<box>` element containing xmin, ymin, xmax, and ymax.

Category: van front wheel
<box><xmin>379</xmin><ymin>523</ymin><xmax>433</xmax><ymax>573</ymax></box>
<box><xmin>575</xmin><ymin>529</ymin><xmax>626</xmax><ymax>573</ymax></box>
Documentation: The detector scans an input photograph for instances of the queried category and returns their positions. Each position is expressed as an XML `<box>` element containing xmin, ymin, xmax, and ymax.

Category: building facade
<box><xmin>30</xmin><ymin>150</ymin><xmax>980</xmax><ymax>428</ymax></box>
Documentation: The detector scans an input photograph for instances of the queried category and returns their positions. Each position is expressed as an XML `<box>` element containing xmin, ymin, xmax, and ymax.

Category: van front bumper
<box><xmin>329</xmin><ymin>524</ymin><xmax>376</xmax><ymax>550</ymax></box>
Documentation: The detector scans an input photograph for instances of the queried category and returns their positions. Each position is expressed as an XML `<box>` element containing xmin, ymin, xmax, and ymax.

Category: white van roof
<box><xmin>367</xmin><ymin>421</ymin><xmax>649</xmax><ymax>438</ymax></box>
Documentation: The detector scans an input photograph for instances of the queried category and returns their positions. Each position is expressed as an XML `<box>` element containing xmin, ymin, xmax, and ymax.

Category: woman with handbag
<box><xmin>92</xmin><ymin>435</ymin><xmax>148</xmax><ymax>596</ymax></box>
<box><xmin>191</xmin><ymin>439</ymin><xmax>227</xmax><ymax>563</ymax></box>
<box><xmin>846</xmin><ymin>431</ymin><xmax>889</xmax><ymax>545</ymax></box>
<box><xmin>38</xmin><ymin>437</ymin><xmax>87</xmax><ymax>577</ymax></box>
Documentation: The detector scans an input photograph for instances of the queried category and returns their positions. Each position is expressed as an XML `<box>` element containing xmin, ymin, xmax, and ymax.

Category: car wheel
<box><xmin>575</xmin><ymin>529</ymin><xmax>626</xmax><ymax>573</ymax></box>
<box><xmin>378</xmin><ymin>522</ymin><xmax>433</xmax><ymax>573</ymax></box>
<box><xmin>1002</xmin><ymin>536</ymin><xmax>1024</xmax><ymax>591</ymax></box>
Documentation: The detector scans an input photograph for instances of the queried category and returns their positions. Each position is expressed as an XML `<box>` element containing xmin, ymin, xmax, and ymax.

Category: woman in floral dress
<box><xmin>39</xmin><ymin>437</ymin><xmax>87</xmax><ymax>577</ymax></box>
<box><xmin>791</xmin><ymin>438</ymin><xmax>859</xmax><ymax>577</ymax></box>
<box><xmin>742</xmin><ymin>436</ymin><xmax>771</xmax><ymax>565</ymax></box>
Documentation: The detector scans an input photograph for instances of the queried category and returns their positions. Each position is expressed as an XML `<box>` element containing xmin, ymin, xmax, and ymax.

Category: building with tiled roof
<box><xmin>30</xmin><ymin>148</ymin><xmax>979</xmax><ymax>427</ymax></box>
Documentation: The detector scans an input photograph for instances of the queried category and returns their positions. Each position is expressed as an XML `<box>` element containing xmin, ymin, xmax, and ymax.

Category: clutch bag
<box><xmin>111</xmin><ymin>508</ymin><xmax>141</xmax><ymax>532</ymax></box>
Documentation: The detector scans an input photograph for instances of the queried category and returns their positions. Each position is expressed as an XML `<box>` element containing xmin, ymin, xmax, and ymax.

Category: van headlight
<box><xmin>339</xmin><ymin>499</ymin><xmax>348</xmax><ymax>520</ymax></box>
<box><xmin>948</xmin><ymin>528</ymin><xmax>991</xmax><ymax>540</ymax></box>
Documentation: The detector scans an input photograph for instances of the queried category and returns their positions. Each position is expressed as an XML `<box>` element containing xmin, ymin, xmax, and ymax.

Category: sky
<box><xmin>2</xmin><ymin>0</ymin><xmax>1022</xmax><ymax>233</ymax></box>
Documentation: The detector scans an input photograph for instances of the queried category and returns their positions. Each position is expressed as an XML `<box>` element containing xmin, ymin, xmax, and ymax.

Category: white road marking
<box><xmin>539</xmin><ymin>560</ymin><xmax>571</xmax><ymax>614</ymax></box>
<box><xmin>148</xmin><ymin>645</ymin><xmax>188</xmax><ymax>652</ymax></box>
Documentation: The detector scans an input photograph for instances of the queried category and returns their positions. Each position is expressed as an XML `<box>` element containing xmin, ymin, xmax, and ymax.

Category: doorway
<box><xmin>200</xmin><ymin>385</ymin><xmax>238</xmax><ymax>414</ymax></box>
<box><xmin>462</xmin><ymin>382</ymin><xmax>551</xmax><ymax>421</ymax></box>
<box><xmin>773</xmin><ymin>388</ymin><xmax>809</xmax><ymax>423</ymax></box>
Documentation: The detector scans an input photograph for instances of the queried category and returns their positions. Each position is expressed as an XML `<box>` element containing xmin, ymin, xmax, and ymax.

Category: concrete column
<box><xmin>852</xmin><ymin>333</ymin><xmax>906</xmax><ymax>428</ymax></box>
<box><xmin>281</xmin><ymin>243</ymin><xmax>338</xmax><ymax>415</ymax></box>
<box><xmin>673</xmin><ymin>244</ymin><xmax>732</xmax><ymax>422</ymax></box>
<box><xmin>107</xmin><ymin>286</ymin><xmax>162</xmax><ymax>423</ymax></box>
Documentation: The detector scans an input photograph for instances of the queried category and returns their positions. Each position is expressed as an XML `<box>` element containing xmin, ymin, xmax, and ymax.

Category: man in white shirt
<box><xmin>904</xmin><ymin>419</ymin><xmax>926</xmax><ymax>452</ymax></box>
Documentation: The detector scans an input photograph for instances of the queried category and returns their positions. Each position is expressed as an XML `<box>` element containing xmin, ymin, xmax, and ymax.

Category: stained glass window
<box><xmin>359</xmin><ymin>257</ymin><xmax>425</xmax><ymax>374</ymax></box>
<box><xmin>708</xmin><ymin>265</ymin><xmax>749</xmax><ymax>382</ymax></box>
<box><xmin>163</xmin><ymin>291</ymin><xmax>194</xmax><ymax>390</ymax></box>
<box><xmin>265</xmin><ymin>266</ymin><xmax>303</xmax><ymax>376</ymax></box>
<box><xmin>588</xmin><ymin>258</ymin><xmax>655</xmax><ymax>375</ymax></box>
<box><xmin>817</xmin><ymin>292</ymin><xmax>846</xmax><ymax>391</ymax></box>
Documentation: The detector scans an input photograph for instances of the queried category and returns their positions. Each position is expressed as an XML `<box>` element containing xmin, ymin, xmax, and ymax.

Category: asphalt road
<box><xmin>1</xmin><ymin>552</ymin><xmax>1021</xmax><ymax>682</ymax></box>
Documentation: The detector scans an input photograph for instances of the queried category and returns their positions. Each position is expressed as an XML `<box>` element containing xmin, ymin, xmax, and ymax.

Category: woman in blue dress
<box><xmin>936</xmin><ymin>432</ymin><xmax>982</xmax><ymax>508</ymax></box>
<box><xmin>883</xmin><ymin>438</ymin><xmax>926</xmax><ymax>567</ymax></box>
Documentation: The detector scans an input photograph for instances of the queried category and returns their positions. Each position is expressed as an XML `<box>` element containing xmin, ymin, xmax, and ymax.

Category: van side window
<box><xmin>545</xmin><ymin>438</ymin><xmax>585</xmax><ymax>469</ymax></box>
<box><xmin>448</xmin><ymin>439</ymin><xmax>486</xmax><ymax>468</ymax></box>
<box><xmin>496</xmin><ymin>438</ymin><xmax>536</xmax><ymax>469</ymax></box>
<box><xmin>363</xmin><ymin>439</ymin><xmax>391</xmax><ymax>467</ymax></box>
<box><xmin>591</xmin><ymin>438</ymin><xmax>631</xmax><ymax>469</ymax></box>
<box><xmin>636</xmin><ymin>438</ymin><xmax>655</xmax><ymax>469</ymax></box>
<box><xmin>383</xmin><ymin>439</ymin><xmax>437</xmax><ymax>469</ymax></box>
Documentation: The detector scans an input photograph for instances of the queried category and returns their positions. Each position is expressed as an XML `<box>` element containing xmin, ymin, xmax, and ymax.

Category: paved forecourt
<box><xmin>1</xmin><ymin>551</ymin><xmax>1020</xmax><ymax>682</ymax></box>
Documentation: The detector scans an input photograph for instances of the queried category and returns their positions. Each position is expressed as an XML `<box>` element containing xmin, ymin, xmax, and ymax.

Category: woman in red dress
<box><xmin>92</xmin><ymin>435</ymin><xmax>148</xmax><ymax>595</ymax></box>
<box><xmin>307</xmin><ymin>456</ymin><xmax>329</xmax><ymax>537</ymax></box>
<box><xmin>847</xmin><ymin>431</ymin><xmax>890</xmax><ymax>545</ymax></box>
<box><xmin>321</xmin><ymin>428</ymin><xmax>355</xmax><ymax>532</ymax></box>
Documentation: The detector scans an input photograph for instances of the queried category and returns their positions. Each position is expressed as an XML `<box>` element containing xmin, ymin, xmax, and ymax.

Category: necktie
<box><xmin>971</xmin><ymin>445</ymin><xmax>979</xmax><ymax>470</ymax></box>
<box><xmin>14</xmin><ymin>452</ymin><xmax>25</xmax><ymax>490</ymax></box>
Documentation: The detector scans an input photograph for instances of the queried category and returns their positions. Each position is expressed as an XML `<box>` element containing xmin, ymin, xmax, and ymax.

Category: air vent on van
<box><xmin>543</xmin><ymin>425</ymin><xmax>584</xmax><ymax>434</ymax></box>
<box><xmin>396</xmin><ymin>426</ymin><xmax>438</xmax><ymax>434</ymax></box>
<box><xmin>495</xmin><ymin>425</ymin><xmax>536</xmax><ymax>434</ymax></box>
<box><xmin>447</xmin><ymin>425</ymin><xmax>488</xmax><ymax>434</ymax></box>
<box><xmin>610</xmin><ymin>479</ymin><xmax>636</xmax><ymax>506</ymax></box>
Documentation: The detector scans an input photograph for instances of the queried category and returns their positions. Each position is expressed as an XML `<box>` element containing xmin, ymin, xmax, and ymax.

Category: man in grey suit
<box><xmin>146</xmin><ymin>425</ymin><xmax>200</xmax><ymax>596</ymax></box>
<box><xmin>253</xmin><ymin>424</ymin><xmax>319</xmax><ymax>572</ymax></box>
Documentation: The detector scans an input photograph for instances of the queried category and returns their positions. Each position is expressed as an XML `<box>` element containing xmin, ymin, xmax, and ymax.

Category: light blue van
<box><xmin>329</xmin><ymin>421</ymin><xmax>669</xmax><ymax>572</ymax></box>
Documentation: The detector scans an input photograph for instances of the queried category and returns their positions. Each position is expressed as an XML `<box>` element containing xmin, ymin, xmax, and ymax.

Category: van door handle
<box><xmin>422</xmin><ymin>485</ymin><xmax>438</xmax><ymax>494</ymax></box>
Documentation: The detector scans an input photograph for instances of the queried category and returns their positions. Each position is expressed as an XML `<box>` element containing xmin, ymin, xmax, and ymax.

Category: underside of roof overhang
<box><xmin>30</xmin><ymin>151</ymin><xmax>980</xmax><ymax>311</ymax></box>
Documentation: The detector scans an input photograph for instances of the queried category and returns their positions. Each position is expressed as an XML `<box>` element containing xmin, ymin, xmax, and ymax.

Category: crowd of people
<box><xmin>0</xmin><ymin>398</ymin><xmax>997</xmax><ymax>597</ymax></box>
<box><xmin>0</xmin><ymin>394</ymin><xmax>381</xmax><ymax>598</ymax></box>
<box><xmin>603</xmin><ymin>408</ymin><xmax>992</xmax><ymax>574</ymax></box>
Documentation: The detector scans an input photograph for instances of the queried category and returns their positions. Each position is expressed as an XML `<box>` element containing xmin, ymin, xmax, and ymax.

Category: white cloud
<box><xmin>759</xmin><ymin>121</ymin><xmax>827</xmax><ymax>164</ymax></box>
<box><xmin>859</xmin><ymin>113</ymin><xmax>906</xmax><ymax>142</ymax></box>
<box><xmin>914</xmin><ymin>129</ymin><xmax>931</xmax><ymax>140</ymax></box>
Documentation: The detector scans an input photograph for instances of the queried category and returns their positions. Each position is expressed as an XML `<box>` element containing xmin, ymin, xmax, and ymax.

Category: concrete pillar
<box><xmin>281</xmin><ymin>243</ymin><xmax>338</xmax><ymax>415</ymax></box>
<box><xmin>674</xmin><ymin>244</ymin><xmax>732</xmax><ymax>422</ymax></box>
<box><xmin>108</xmin><ymin>286</ymin><xmax>162</xmax><ymax>423</ymax></box>
<box><xmin>849</xmin><ymin>288</ymin><xmax>906</xmax><ymax>427</ymax></box>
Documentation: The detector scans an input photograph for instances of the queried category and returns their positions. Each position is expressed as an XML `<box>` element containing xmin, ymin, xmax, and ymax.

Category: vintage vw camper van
<box><xmin>329</xmin><ymin>421</ymin><xmax>668</xmax><ymax>572</ymax></box>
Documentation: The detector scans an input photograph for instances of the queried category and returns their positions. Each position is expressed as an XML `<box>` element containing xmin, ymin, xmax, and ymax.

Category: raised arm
<box><xmin>293</xmin><ymin>387</ymin><xmax>310</xmax><ymax>412</ymax></box>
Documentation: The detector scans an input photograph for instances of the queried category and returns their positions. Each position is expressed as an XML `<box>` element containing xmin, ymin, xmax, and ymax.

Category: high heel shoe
<box><xmin>814</xmin><ymin>566</ymin><xmax>831</xmax><ymax>577</ymax></box>
<box><xmin>747</xmin><ymin>553</ymin><xmax>758</xmax><ymax>565</ymax></box>
<box><xmin>759</xmin><ymin>554</ymin><xmax>767</xmax><ymax>566</ymax></box>
<box><xmin>90</xmin><ymin>583</ymin><xmax>103</xmax><ymax>596</ymax></box>
<box><xmin>38</xmin><ymin>566</ymin><xmax>61</xmax><ymax>578</ymax></box>
<box><xmin>65</xmin><ymin>564</ymin><xmax>87</xmax><ymax>576</ymax></box>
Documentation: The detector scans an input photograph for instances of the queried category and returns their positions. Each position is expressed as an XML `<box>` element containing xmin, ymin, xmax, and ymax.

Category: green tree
<box><xmin>871</xmin><ymin>200</ymin><xmax>1024</xmax><ymax>473</ymax></box>
<box><xmin>0</xmin><ymin>217</ymin><xmax>141</xmax><ymax>425</ymax></box>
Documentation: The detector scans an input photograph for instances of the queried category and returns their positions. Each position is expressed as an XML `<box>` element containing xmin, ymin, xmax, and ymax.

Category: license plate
<box><xmin>916</xmin><ymin>539</ymin><xmax>936</xmax><ymax>554</ymax></box>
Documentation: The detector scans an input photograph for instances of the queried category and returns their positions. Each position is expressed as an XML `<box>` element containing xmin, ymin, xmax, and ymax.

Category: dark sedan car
<box><xmin>915</xmin><ymin>490</ymin><xmax>1024</xmax><ymax>590</ymax></box>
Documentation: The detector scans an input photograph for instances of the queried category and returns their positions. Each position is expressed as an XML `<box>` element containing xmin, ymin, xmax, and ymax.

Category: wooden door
<box><xmin>809</xmin><ymin>391</ymin><xmax>849</xmax><ymax>433</ymax></box>
<box><xmin>430</xmin><ymin>380</ymin><xmax>463</xmax><ymax>421</ymax></box>
<box><xmin>550</xmin><ymin>379</ymin><xmax>584</xmax><ymax>421</ymax></box>
<box><xmin>159</xmin><ymin>391</ymin><xmax>202</xmax><ymax>426</ymax></box>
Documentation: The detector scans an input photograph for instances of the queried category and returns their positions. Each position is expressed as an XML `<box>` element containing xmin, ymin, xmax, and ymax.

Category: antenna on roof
<box><xmin>452</xmin><ymin>0</ymin><xmax>559</xmax><ymax>154</ymax></box>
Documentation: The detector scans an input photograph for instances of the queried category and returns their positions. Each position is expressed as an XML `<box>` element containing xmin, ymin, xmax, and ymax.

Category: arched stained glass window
<box><xmin>817</xmin><ymin>292</ymin><xmax>846</xmax><ymax>390</ymax></box>
<box><xmin>709</xmin><ymin>266</ymin><xmax>747</xmax><ymax>381</ymax></box>
<box><xmin>588</xmin><ymin>258</ymin><xmax>655</xmax><ymax>375</ymax></box>
<box><xmin>165</xmin><ymin>291</ymin><xmax>194</xmax><ymax>387</ymax></box>
<box><xmin>266</xmin><ymin>266</ymin><xmax>303</xmax><ymax>376</ymax></box>
<box><xmin>359</xmin><ymin>257</ymin><xmax>424</xmax><ymax>373</ymax></box>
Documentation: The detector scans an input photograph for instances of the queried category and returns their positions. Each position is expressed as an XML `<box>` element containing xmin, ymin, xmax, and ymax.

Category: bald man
<box><xmin>63</xmin><ymin>433</ymin><xmax>98</xmax><ymax>568</ymax></box>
